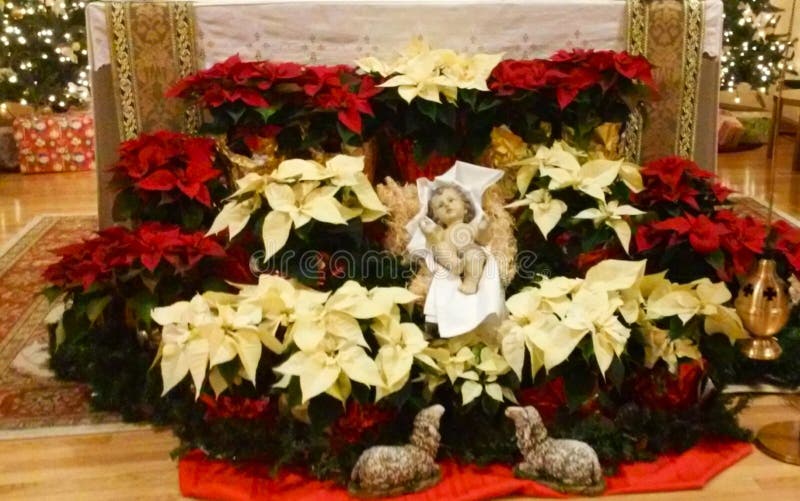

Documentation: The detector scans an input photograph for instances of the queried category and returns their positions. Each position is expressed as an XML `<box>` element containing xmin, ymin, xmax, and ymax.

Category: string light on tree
<box><xmin>721</xmin><ymin>0</ymin><xmax>797</xmax><ymax>96</ymax></box>
<box><xmin>0</xmin><ymin>0</ymin><xmax>89</xmax><ymax>110</ymax></box>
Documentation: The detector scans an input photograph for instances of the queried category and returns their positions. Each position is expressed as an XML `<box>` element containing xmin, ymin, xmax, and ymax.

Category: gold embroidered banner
<box><xmin>107</xmin><ymin>1</ymin><xmax>200</xmax><ymax>140</ymax></box>
<box><xmin>624</xmin><ymin>0</ymin><xmax>704</xmax><ymax>163</ymax></box>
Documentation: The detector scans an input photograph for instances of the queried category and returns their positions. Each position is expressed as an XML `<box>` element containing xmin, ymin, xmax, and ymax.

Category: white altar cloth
<box><xmin>87</xmin><ymin>0</ymin><xmax>723</xmax><ymax>70</ymax></box>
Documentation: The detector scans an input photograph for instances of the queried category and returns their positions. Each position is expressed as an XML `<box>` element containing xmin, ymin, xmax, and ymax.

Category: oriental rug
<box><xmin>0</xmin><ymin>214</ymin><xmax>140</xmax><ymax>437</ymax></box>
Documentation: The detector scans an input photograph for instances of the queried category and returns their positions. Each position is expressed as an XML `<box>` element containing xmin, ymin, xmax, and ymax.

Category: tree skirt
<box><xmin>178</xmin><ymin>440</ymin><xmax>752</xmax><ymax>500</ymax></box>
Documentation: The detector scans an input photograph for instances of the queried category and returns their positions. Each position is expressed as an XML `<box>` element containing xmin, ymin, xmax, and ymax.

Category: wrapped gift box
<box><xmin>13</xmin><ymin>111</ymin><xmax>95</xmax><ymax>174</ymax></box>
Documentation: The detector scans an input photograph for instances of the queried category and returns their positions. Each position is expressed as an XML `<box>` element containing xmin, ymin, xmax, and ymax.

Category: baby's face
<box><xmin>431</xmin><ymin>187</ymin><xmax>468</xmax><ymax>226</ymax></box>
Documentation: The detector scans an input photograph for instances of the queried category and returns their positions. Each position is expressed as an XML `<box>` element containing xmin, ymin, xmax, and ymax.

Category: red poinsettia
<box><xmin>631</xmin><ymin>156</ymin><xmax>716</xmax><ymax>211</ymax></box>
<box><xmin>490</xmin><ymin>50</ymin><xmax>656</xmax><ymax>109</ymax></box>
<box><xmin>392</xmin><ymin>137</ymin><xmax>455</xmax><ymax>182</ymax></box>
<box><xmin>166</xmin><ymin>54</ymin><xmax>304</xmax><ymax>108</ymax></box>
<box><xmin>774</xmin><ymin>220</ymin><xmax>800</xmax><ymax>272</ymax></box>
<box><xmin>200</xmin><ymin>394</ymin><xmax>273</xmax><ymax>421</ymax></box>
<box><xmin>303</xmin><ymin>66</ymin><xmax>382</xmax><ymax>134</ymax></box>
<box><xmin>114</xmin><ymin>131</ymin><xmax>221</xmax><ymax>207</ymax></box>
<box><xmin>715</xmin><ymin>210</ymin><xmax>767</xmax><ymax>277</ymax></box>
<box><xmin>652</xmin><ymin>214</ymin><xmax>729</xmax><ymax>255</ymax></box>
<box><xmin>575</xmin><ymin>245</ymin><xmax>624</xmax><ymax>275</ymax></box>
<box><xmin>329</xmin><ymin>401</ymin><xmax>394</xmax><ymax>449</ymax></box>
<box><xmin>517</xmin><ymin>377</ymin><xmax>567</xmax><ymax>424</ymax></box>
<box><xmin>632</xmin><ymin>360</ymin><xmax>705</xmax><ymax>411</ymax></box>
<box><xmin>135</xmin><ymin>222</ymin><xmax>226</xmax><ymax>273</ymax></box>
<box><xmin>43</xmin><ymin>226</ymin><xmax>142</xmax><ymax>290</ymax></box>
<box><xmin>44</xmin><ymin>224</ymin><xmax>225</xmax><ymax>290</ymax></box>
<box><xmin>488</xmin><ymin>59</ymin><xmax>562</xmax><ymax>95</ymax></box>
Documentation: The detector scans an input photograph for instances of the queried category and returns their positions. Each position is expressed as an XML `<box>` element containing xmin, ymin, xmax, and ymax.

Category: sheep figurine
<box><xmin>505</xmin><ymin>405</ymin><xmax>605</xmax><ymax>495</ymax></box>
<box><xmin>349</xmin><ymin>404</ymin><xmax>445</xmax><ymax>498</ymax></box>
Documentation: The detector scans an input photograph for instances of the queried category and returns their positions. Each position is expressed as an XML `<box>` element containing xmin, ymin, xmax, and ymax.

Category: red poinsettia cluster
<box><xmin>301</xmin><ymin>65</ymin><xmax>381</xmax><ymax>134</ymax></box>
<box><xmin>774</xmin><ymin>220</ymin><xmax>800</xmax><ymax>273</ymax></box>
<box><xmin>166</xmin><ymin>55</ymin><xmax>304</xmax><ymax>108</ymax></box>
<box><xmin>489</xmin><ymin>49</ymin><xmax>656</xmax><ymax>109</ymax></box>
<box><xmin>392</xmin><ymin>137</ymin><xmax>455</xmax><ymax>181</ymax></box>
<box><xmin>114</xmin><ymin>131</ymin><xmax>221</xmax><ymax>207</ymax></box>
<box><xmin>329</xmin><ymin>401</ymin><xmax>394</xmax><ymax>448</ymax></box>
<box><xmin>167</xmin><ymin>56</ymin><xmax>382</xmax><ymax>135</ymax></box>
<box><xmin>44</xmin><ymin>223</ymin><xmax>226</xmax><ymax>290</ymax></box>
<box><xmin>200</xmin><ymin>394</ymin><xmax>273</xmax><ymax>421</ymax></box>
<box><xmin>635</xmin><ymin>210</ymin><xmax>767</xmax><ymax>279</ymax></box>
<box><xmin>631</xmin><ymin>156</ymin><xmax>729</xmax><ymax>211</ymax></box>
<box><xmin>632</xmin><ymin>360</ymin><xmax>705</xmax><ymax>411</ymax></box>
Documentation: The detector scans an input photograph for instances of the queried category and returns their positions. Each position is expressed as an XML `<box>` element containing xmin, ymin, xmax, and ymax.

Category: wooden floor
<box><xmin>0</xmin><ymin>147</ymin><xmax>799</xmax><ymax>500</ymax></box>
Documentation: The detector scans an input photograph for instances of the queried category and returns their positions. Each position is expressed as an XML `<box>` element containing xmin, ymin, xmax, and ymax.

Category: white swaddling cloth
<box><xmin>406</xmin><ymin>161</ymin><xmax>507</xmax><ymax>338</ymax></box>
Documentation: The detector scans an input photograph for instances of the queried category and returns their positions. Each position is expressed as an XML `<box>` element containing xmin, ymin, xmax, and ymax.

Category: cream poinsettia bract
<box><xmin>273</xmin><ymin>281</ymin><xmax>419</xmax><ymax>403</ymax></box>
<box><xmin>208</xmin><ymin>155</ymin><xmax>386</xmax><ymax>260</ymax></box>
<box><xmin>499</xmin><ymin>259</ymin><xmax>746</xmax><ymax>377</ymax></box>
<box><xmin>356</xmin><ymin>38</ymin><xmax>502</xmax><ymax>104</ymax></box>
<box><xmin>573</xmin><ymin>200</ymin><xmax>645</xmax><ymax>253</ymax></box>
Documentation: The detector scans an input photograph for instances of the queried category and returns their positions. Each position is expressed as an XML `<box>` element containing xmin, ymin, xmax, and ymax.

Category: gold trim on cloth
<box><xmin>106</xmin><ymin>1</ymin><xmax>200</xmax><ymax>140</ymax></box>
<box><xmin>624</xmin><ymin>0</ymin><xmax>704</xmax><ymax>163</ymax></box>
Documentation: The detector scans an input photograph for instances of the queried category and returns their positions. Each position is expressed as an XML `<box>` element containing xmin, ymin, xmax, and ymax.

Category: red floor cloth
<box><xmin>179</xmin><ymin>440</ymin><xmax>752</xmax><ymax>501</ymax></box>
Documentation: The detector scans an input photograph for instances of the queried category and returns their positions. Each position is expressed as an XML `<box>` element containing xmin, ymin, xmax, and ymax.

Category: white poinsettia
<box><xmin>573</xmin><ymin>200</ymin><xmax>645</xmax><ymax>253</ymax></box>
<box><xmin>356</xmin><ymin>38</ymin><xmax>501</xmax><ymax>104</ymax></box>
<box><xmin>541</xmin><ymin>156</ymin><xmax>622</xmax><ymax>202</ymax></box>
<box><xmin>209</xmin><ymin>155</ymin><xmax>385</xmax><ymax>258</ymax></box>
<box><xmin>261</xmin><ymin>182</ymin><xmax>351</xmax><ymax>260</ymax></box>
<box><xmin>153</xmin><ymin>292</ymin><xmax>283</xmax><ymax>399</ymax></box>
<box><xmin>274</xmin><ymin>280</ymin><xmax>421</xmax><ymax>403</ymax></box>
<box><xmin>640</xmin><ymin>322</ymin><xmax>701</xmax><ymax>373</ymax></box>
<box><xmin>645</xmin><ymin>278</ymin><xmax>746</xmax><ymax>342</ymax></box>
<box><xmin>372</xmin><ymin>315</ymin><xmax>428</xmax><ymax>399</ymax></box>
<box><xmin>416</xmin><ymin>338</ymin><xmax>515</xmax><ymax>405</ymax></box>
<box><xmin>506</xmin><ymin>188</ymin><xmax>567</xmax><ymax>238</ymax></box>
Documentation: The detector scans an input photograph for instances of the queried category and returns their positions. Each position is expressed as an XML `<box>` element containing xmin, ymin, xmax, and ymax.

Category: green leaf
<box><xmin>706</xmin><ymin>250</ymin><xmax>726</xmax><ymax>272</ymax></box>
<box><xmin>41</xmin><ymin>286</ymin><xmax>62</xmax><ymax>303</ymax></box>
<box><xmin>417</xmin><ymin>100</ymin><xmax>439</xmax><ymax>123</ymax></box>
<box><xmin>127</xmin><ymin>290</ymin><xmax>158</xmax><ymax>328</ymax></box>
<box><xmin>257</xmin><ymin>105</ymin><xmax>281</xmax><ymax>124</ymax></box>
<box><xmin>606</xmin><ymin>357</ymin><xmax>625</xmax><ymax>390</ymax></box>
<box><xmin>180</xmin><ymin>203</ymin><xmax>205</xmax><ymax>230</ymax></box>
<box><xmin>308</xmin><ymin>395</ymin><xmax>344</xmax><ymax>433</ymax></box>
<box><xmin>225</xmin><ymin>105</ymin><xmax>247</xmax><ymax>124</ymax></box>
<box><xmin>438</xmin><ymin>105</ymin><xmax>457</xmax><ymax>129</ymax></box>
<box><xmin>336</xmin><ymin>122</ymin><xmax>359</xmax><ymax>146</ymax></box>
<box><xmin>564</xmin><ymin>363</ymin><xmax>596</xmax><ymax>411</ymax></box>
<box><xmin>87</xmin><ymin>295</ymin><xmax>112</xmax><ymax>324</ymax></box>
<box><xmin>112</xmin><ymin>188</ymin><xmax>140</xmax><ymax>223</ymax></box>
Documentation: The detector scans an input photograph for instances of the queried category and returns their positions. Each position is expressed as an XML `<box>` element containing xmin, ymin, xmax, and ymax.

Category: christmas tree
<box><xmin>721</xmin><ymin>0</ymin><xmax>796</xmax><ymax>97</ymax></box>
<box><xmin>0</xmin><ymin>0</ymin><xmax>90</xmax><ymax>111</ymax></box>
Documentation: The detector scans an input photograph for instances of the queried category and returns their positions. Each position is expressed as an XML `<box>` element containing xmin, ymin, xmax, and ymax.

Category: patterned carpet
<box><xmin>0</xmin><ymin>215</ymin><xmax>133</xmax><ymax>437</ymax></box>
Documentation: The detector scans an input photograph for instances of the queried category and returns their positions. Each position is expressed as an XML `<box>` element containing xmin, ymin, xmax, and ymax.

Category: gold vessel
<box><xmin>734</xmin><ymin>258</ymin><xmax>790</xmax><ymax>360</ymax></box>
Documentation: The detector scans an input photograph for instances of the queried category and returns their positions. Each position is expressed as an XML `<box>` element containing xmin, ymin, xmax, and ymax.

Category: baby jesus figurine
<box><xmin>420</xmin><ymin>184</ymin><xmax>491</xmax><ymax>295</ymax></box>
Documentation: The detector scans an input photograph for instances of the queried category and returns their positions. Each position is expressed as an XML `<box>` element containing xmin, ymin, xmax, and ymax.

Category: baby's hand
<box><xmin>420</xmin><ymin>217</ymin><xmax>438</xmax><ymax>234</ymax></box>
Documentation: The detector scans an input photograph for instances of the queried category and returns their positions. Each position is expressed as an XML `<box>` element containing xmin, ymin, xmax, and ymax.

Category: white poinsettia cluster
<box><xmin>356</xmin><ymin>37</ymin><xmax>503</xmax><ymax>104</ymax></box>
<box><xmin>505</xmin><ymin>141</ymin><xmax>645</xmax><ymax>252</ymax></box>
<box><xmin>151</xmin><ymin>274</ymin><xmax>425</xmax><ymax>403</ymax></box>
<box><xmin>499</xmin><ymin>259</ymin><xmax>747</xmax><ymax>380</ymax></box>
<box><xmin>415</xmin><ymin>334</ymin><xmax>517</xmax><ymax>406</ymax></box>
<box><xmin>207</xmin><ymin>154</ymin><xmax>387</xmax><ymax>260</ymax></box>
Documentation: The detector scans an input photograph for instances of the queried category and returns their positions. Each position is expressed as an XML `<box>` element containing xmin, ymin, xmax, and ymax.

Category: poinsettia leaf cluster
<box><xmin>110</xmin><ymin>131</ymin><xmax>226</xmax><ymax>230</ymax></box>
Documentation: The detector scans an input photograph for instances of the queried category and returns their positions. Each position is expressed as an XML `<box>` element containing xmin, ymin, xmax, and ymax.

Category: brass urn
<box><xmin>734</xmin><ymin>258</ymin><xmax>790</xmax><ymax>360</ymax></box>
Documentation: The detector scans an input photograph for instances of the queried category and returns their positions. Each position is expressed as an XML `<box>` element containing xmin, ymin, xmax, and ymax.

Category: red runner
<box><xmin>179</xmin><ymin>440</ymin><xmax>752</xmax><ymax>500</ymax></box>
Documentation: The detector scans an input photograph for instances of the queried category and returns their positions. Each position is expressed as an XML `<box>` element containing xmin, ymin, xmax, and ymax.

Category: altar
<box><xmin>39</xmin><ymin>1</ymin><xmax>787</xmax><ymax>499</ymax></box>
<box><xmin>86</xmin><ymin>0</ymin><xmax>724</xmax><ymax>227</ymax></box>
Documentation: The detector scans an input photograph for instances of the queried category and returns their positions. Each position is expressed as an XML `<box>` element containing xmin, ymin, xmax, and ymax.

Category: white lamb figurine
<box><xmin>349</xmin><ymin>404</ymin><xmax>445</xmax><ymax>498</ymax></box>
<box><xmin>505</xmin><ymin>405</ymin><xmax>605</xmax><ymax>495</ymax></box>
